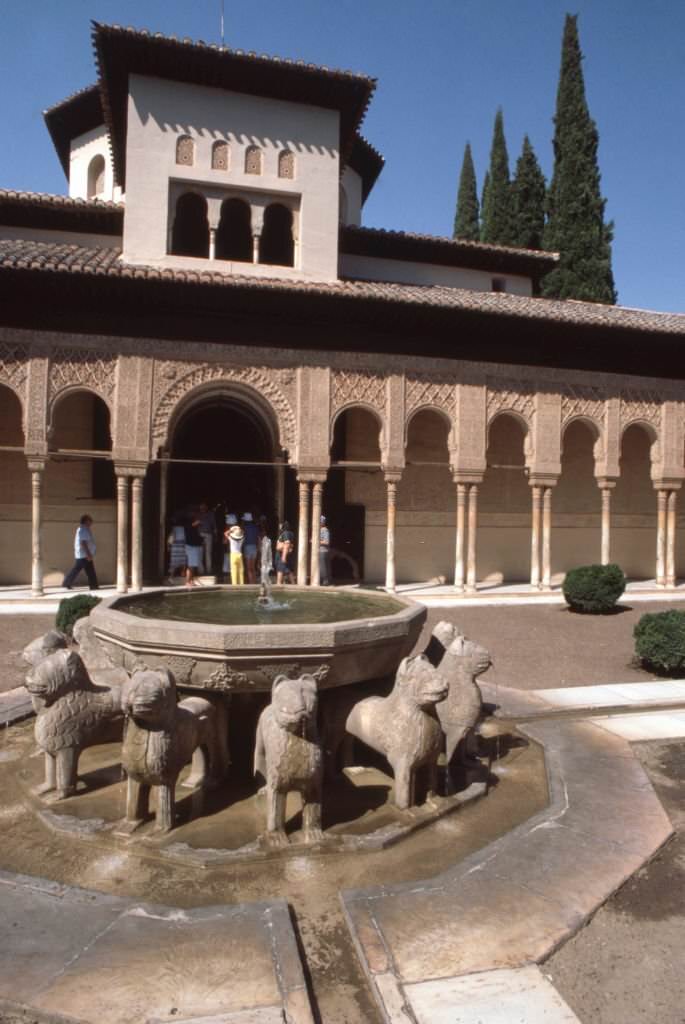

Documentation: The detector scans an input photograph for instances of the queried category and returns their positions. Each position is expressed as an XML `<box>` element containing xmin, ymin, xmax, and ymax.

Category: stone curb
<box><xmin>340</xmin><ymin>717</ymin><xmax>674</xmax><ymax>1024</ymax></box>
<box><xmin>480</xmin><ymin>679</ymin><xmax>685</xmax><ymax>721</ymax></box>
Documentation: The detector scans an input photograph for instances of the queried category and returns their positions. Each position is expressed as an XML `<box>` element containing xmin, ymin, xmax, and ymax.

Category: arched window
<box><xmin>216</xmin><ymin>198</ymin><xmax>252</xmax><ymax>262</ymax></box>
<box><xmin>170</xmin><ymin>192</ymin><xmax>209</xmax><ymax>257</ymax></box>
<box><xmin>260</xmin><ymin>204</ymin><xmax>294</xmax><ymax>266</ymax></box>
<box><xmin>87</xmin><ymin>155</ymin><xmax>106</xmax><ymax>198</ymax></box>
<box><xmin>278</xmin><ymin>150</ymin><xmax>294</xmax><ymax>179</ymax></box>
<box><xmin>245</xmin><ymin>145</ymin><xmax>262</xmax><ymax>175</ymax></box>
<box><xmin>176</xmin><ymin>135</ymin><xmax>195</xmax><ymax>166</ymax></box>
<box><xmin>212</xmin><ymin>140</ymin><xmax>229</xmax><ymax>171</ymax></box>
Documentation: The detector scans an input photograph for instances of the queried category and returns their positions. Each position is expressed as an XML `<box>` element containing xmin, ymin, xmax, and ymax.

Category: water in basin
<box><xmin>117</xmin><ymin>587</ymin><xmax>406</xmax><ymax>626</ymax></box>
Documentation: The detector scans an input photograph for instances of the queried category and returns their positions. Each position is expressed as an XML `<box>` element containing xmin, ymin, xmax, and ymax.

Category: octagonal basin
<box><xmin>89</xmin><ymin>586</ymin><xmax>426</xmax><ymax>693</ymax></box>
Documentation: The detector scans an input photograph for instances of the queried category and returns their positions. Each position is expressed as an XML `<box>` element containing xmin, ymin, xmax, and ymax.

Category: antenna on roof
<box><xmin>220</xmin><ymin>0</ymin><xmax>225</xmax><ymax>46</ymax></box>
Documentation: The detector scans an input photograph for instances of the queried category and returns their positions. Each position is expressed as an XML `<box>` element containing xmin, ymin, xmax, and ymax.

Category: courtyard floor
<box><xmin>2</xmin><ymin>595</ymin><xmax>685</xmax><ymax>1022</ymax></box>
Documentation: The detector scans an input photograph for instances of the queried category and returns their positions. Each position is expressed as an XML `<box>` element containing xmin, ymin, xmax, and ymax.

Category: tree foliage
<box><xmin>480</xmin><ymin>109</ymin><xmax>514</xmax><ymax>246</ymax></box>
<box><xmin>511</xmin><ymin>136</ymin><xmax>546</xmax><ymax>250</ymax></box>
<box><xmin>453</xmin><ymin>143</ymin><xmax>480</xmax><ymax>241</ymax></box>
<box><xmin>542</xmin><ymin>14</ymin><xmax>616</xmax><ymax>303</ymax></box>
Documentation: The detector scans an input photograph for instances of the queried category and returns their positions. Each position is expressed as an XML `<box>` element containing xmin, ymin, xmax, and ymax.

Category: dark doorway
<box><xmin>260</xmin><ymin>204</ymin><xmax>294</xmax><ymax>266</ymax></box>
<box><xmin>170</xmin><ymin>193</ymin><xmax>209</xmax><ymax>257</ymax></box>
<box><xmin>216</xmin><ymin>198</ymin><xmax>252</xmax><ymax>262</ymax></box>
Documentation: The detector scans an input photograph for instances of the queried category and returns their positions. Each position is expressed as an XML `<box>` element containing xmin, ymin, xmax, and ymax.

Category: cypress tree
<box><xmin>453</xmin><ymin>143</ymin><xmax>480</xmax><ymax>241</ymax></box>
<box><xmin>480</xmin><ymin>108</ymin><xmax>514</xmax><ymax>246</ymax></box>
<box><xmin>542</xmin><ymin>14</ymin><xmax>616</xmax><ymax>303</ymax></box>
<box><xmin>511</xmin><ymin>136</ymin><xmax>546</xmax><ymax>250</ymax></box>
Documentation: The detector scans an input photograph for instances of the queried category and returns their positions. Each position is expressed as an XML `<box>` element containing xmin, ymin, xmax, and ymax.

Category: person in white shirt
<box><xmin>62</xmin><ymin>514</ymin><xmax>99</xmax><ymax>590</ymax></box>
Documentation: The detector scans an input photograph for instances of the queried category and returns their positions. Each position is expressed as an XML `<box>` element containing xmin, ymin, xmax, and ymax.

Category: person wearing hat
<box><xmin>242</xmin><ymin>512</ymin><xmax>259</xmax><ymax>583</ymax></box>
<box><xmin>319</xmin><ymin>515</ymin><xmax>331</xmax><ymax>586</ymax></box>
<box><xmin>224</xmin><ymin>514</ymin><xmax>245</xmax><ymax>585</ymax></box>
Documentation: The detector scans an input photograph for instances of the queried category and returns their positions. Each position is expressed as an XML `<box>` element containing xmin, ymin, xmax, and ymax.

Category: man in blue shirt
<box><xmin>62</xmin><ymin>514</ymin><xmax>99</xmax><ymax>591</ymax></box>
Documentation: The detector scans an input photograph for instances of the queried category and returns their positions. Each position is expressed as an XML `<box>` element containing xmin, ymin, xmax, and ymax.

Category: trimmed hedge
<box><xmin>634</xmin><ymin>610</ymin><xmax>685</xmax><ymax>675</ymax></box>
<box><xmin>562</xmin><ymin>563</ymin><xmax>626</xmax><ymax>614</ymax></box>
<box><xmin>56</xmin><ymin>594</ymin><xmax>101</xmax><ymax>637</ymax></box>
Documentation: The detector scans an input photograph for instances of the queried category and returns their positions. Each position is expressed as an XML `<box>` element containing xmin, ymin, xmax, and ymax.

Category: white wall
<box><xmin>340</xmin><ymin>253</ymin><xmax>533</xmax><ymax>295</ymax></box>
<box><xmin>340</xmin><ymin>167</ymin><xmax>362</xmax><ymax>227</ymax></box>
<box><xmin>123</xmin><ymin>75</ymin><xmax>341</xmax><ymax>281</ymax></box>
<box><xmin>69</xmin><ymin>126</ymin><xmax>121</xmax><ymax>202</ymax></box>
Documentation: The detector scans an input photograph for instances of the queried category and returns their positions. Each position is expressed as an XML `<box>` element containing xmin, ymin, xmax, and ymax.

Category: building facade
<box><xmin>1</xmin><ymin>24</ymin><xmax>684</xmax><ymax>594</ymax></box>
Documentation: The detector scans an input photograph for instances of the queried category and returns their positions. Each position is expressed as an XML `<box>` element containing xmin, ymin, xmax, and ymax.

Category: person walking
<box><xmin>166</xmin><ymin>517</ymin><xmax>187</xmax><ymax>582</ymax></box>
<box><xmin>184</xmin><ymin>516</ymin><xmax>203</xmax><ymax>587</ymax></box>
<box><xmin>226</xmin><ymin>516</ymin><xmax>245</xmax><ymax>585</ymax></box>
<box><xmin>62</xmin><ymin>514</ymin><xmax>99</xmax><ymax>591</ymax></box>
<box><xmin>242</xmin><ymin>512</ymin><xmax>259</xmax><ymax>583</ymax></box>
<box><xmin>275</xmin><ymin>520</ymin><xmax>295</xmax><ymax>584</ymax></box>
<box><xmin>319</xmin><ymin>515</ymin><xmax>331</xmax><ymax>586</ymax></box>
<box><xmin>195</xmin><ymin>502</ymin><xmax>216</xmax><ymax>575</ymax></box>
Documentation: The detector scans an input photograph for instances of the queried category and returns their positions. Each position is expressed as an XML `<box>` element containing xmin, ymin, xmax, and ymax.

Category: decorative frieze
<box><xmin>486</xmin><ymin>379</ymin><xmax>536</xmax><ymax>427</ymax></box>
<box><xmin>560</xmin><ymin>385</ymin><xmax>606</xmax><ymax>430</ymax></box>
<box><xmin>330</xmin><ymin>369</ymin><xmax>386</xmax><ymax>417</ymax></box>
<box><xmin>0</xmin><ymin>341</ymin><xmax>28</xmax><ymax>397</ymax></box>
<box><xmin>405</xmin><ymin>373</ymin><xmax>457</xmax><ymax>422</ymax></box>
<box><xmin>620</xmin><ymin>390</ymin><xmax>662</xmax><ymax>432</ymax></box>
<box><xmin>48</xmin><ymin>347</ymin><xmax>116</xmax><ymax>409</ymax></box>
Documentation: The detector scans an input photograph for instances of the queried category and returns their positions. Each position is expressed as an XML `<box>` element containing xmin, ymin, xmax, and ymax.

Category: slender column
<box><xmin>209</xmin><ymin>227</ymin><xmax>217</xmax><ymax>261</ymax></box>
<box><xmin>656</xmin><ymin>489</ymin><xmax>668</xmax><ymax>587</ymax></box>
<box><xmin>29</xmin><ymin>463</ymin><xmax>45</xmax><ymax>597</ymax></box>
<box><xmin>131</xmin><ymin>476</ymin><xmax>144</xmax><ymax>592</ymax></box>
<box><xmin>466</xmin><ymin>484</ymin><xmax>478</xmax><ymax>593</ymax></box>
<box><xmin>158</xmin><ymin>457</ymin><xmax>169</xmax><ymax>578</ymax></box>
<box><xmin>454</xmin><ymin>482</ymin><xmax>467</xmax><ymax>592</ymax></box>
<box><xmin>116</xmin><ymin>474</ymin><xmax>130</xmax><ymax>594</ymax></box>
<box><xmin>275</xmin><ymin>456</ymin><xmax>286</xmax><ymax>525</ymax></box>
<box><xmin>252</xmin><ymin>234</ymin><xmax>260</xmax><ymax>264</ymax></box>
<box><xmin>385</xmin><ymin>477</ymin><xmax>398</xmax><ymax>591</ymax></box>
<box><xmin>542</xmin><ymin>487</ymin><xmax>553</xmax><ymax>590</ymax></box>
<box><xmin>310</xmin><ymin>482</ymin><xmax>323</xmax><ymax>586</ymax></box>
<box><xmin>666</xmin><ymin>490</ymin><xmax>677</xmax><ymax>588</ymax></box>
<box><xmin>600</xmin><ymin>486</ymin><xmax>612</xmax><ymax>565</ymax></box>
<box><xmin>296</xmin><ymin>479</ymin><xmax>310</xmax><ymax>585</ymax></box>
<box><xmin>530</xmin><ymin>485</ymin><xmax>542</xmax><ymax>588</ymax></box>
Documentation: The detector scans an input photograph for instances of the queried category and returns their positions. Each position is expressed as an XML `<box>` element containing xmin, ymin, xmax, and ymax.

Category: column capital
<box><xmin>653</xmin><ymin>478</ymin><xmax>683</xmax><ymax>492</ymax></box>
<box><xmin>296</xmin><ymin>469</ymin><xmax>328</xmax><ymax>484</ymax></box>
<box><xmin>451</xmin><ymin>471</ymin><xmax>484</xmax><ymax>486</ymax></box>
<box><xmin>528</xmin><ymin>473</ymin><xmax>559</xmax><ymax>489</ymax></box>
<box><xmin>596</xmin><ymin>477</ymin><xmax>618</xmax><ymax>490</ymax></box>
<box><xmin>114</xmin><ymin>460</ymin><xmax>149</xmax><ymax>479</ymax></box>
<box><xmin>383</xmin><ymin>470</ymin><xmax>403</xmax><ymax>485</ymax></box>
<box><xmin>26</xmin><ymin>456</ymin><xmax>48</xmax><ymax>473</ymax></box>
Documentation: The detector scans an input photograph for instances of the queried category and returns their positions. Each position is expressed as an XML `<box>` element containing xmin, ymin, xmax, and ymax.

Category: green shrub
<box><xmin>562</xmin><ymin>563</ymin><xmax>626</xmax><ymax>614</ymax></box>
<box><xmin>634</xmin><ymin>610</ymin><xmax>685</xmax><ymax>675</ymax></box>
<box><xmin>56</xmin><ymin>594</ymin><xmax>101</xmax><ymax>637</ymax></box>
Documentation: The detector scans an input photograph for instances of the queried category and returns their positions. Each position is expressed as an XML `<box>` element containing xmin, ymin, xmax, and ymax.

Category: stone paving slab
<box><xmin>481</xmin><ymin>679</ymin><xmax>685</xmax><ymax>721</ymax></box>
<box><xmin>0</xmin><ymin>870</ymin><xmax>314</xmax><ymax>1024</ymax></box>
<box><xmin>342</xmin><ymin>717</ymin><xmax>674</xmax><ymax>1023</ymax></box>
<box><xmin>0</xmin><ymin>685</ymin><xmax>33</xmax><ymax>726</ymax></box>
<box><xmin>590</xmin><ymin>709</ymin><xmax>685</xmax><ymax>741</ymax></box>
<box><xmin>404</xmin><ymin>966</ymin><xmax>582</xmax><ymax>1024</ymax></box>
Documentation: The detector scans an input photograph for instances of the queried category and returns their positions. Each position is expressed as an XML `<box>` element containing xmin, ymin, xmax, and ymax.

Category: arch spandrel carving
<box><xmin>330</xmin><ymin>369</ymin><xmax>387</xmax><ymax>419</ymax></box>
<box><xmin>47</xmin><ymin>348</ymin><xmax>117</xmax><ymax>415</ymax></box>
<box><xmin>405</xmin><ymin>373</ymin><xmax>457</xmax><ymax>425</ymax></box>
<box><xmin>151</xmin><ymin>362</ymin><xmax>297</xmax><ymax>453</ymax></box>
<box><xmin>486</xmin><ymin>380</ymin><xmax>536</xmax><ymax>430</ymax></box>
<box><xmin>619</xmin><ymin>390</ymin><xmax>663</xmax><ymax>435</ymax></box>
<box><xmin>0</xmin><ymin>342</ymin><xmax>29</xmax><ymax>403</ymax></box>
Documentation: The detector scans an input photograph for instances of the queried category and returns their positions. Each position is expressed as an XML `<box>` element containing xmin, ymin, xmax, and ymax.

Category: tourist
<box><xmin>226</xmin><ymin>515</ymin><xmax>245</xmax><ymax>585</ymax></box>
<box><xmin>184</xmin><ymin>516</ymin><xmax>203</xmax><ymax>587</ymax></box>
<box><xmin>166</xmin><ymin>517</ymin><xmax>187</xmax><ymax>582</ymax></box>
<box><xmin>319</xmin><ymin>515</ymin><xmax>331</xmax><ymax>586</ymax></box>
<box><xmin>195</xmin><ymin>502</ymin><xmax>216</xmax><ymax>575</ymax></box>
<box><xmin>62</xmin><ymin>514</ymin><xmax>99</xmax><ymax>591</ymax></box>
<box><xmin>242</xmin><ymin>512</ymin><xmax>259</xmax><ymax>583</ymax></box>
<box><xmin>275</xmin><ymin>520</ymin><xmax>295</xmax><ymax>585</ymax></box>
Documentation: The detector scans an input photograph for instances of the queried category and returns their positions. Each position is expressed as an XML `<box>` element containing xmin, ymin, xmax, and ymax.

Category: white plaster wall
<box><xmin>340</xmin><ymin>253</ymin><xmax>533</xmax><ymax>295</ymax></box>
<box><xmin>69</xmin><ymin>126</ymin><xmax>120</xmax><ymax>201</ymax></box>
<box><xmin>0</xmin><ymin>225</ymin><xmax>121</xmax><ymax>248</ymax></box>
<box><xmin>340</xmin><ymin>167</ymin><xmax>362</xmax><ymax>227</ymax></box>
<box><xmin>123</xmin><ymin>75</ymin><xmax>341</xmax><ymax>281</ymax></box>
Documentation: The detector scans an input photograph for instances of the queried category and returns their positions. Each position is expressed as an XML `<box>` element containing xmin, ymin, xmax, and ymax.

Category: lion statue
<box><xmin>22</xmin><ymin>629</ymin><xmax>67</xmax><ymax>669</ymax></box>
<box><xmin>254</xmin><ymin>674</ymin><xmax>323</xmax><ymax>847</ymax></box>
<box><xmin>342</xmin><ymin>654</ymin><xmax>448</xmax><ymax>811</ymax></box>
<box><xmin>119</xmin><ymin>668</ymin><xmax>229</xmax><ymax>834</ymax></box>
<box><xmin>24</xmin><ymin>646</ymin><xmax>126</xmax><ymax>800</ymax></box>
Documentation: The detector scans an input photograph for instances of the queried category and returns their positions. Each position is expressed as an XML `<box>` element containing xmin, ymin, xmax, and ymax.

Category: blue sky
<box><xmin>1</xmin><ymin>1</ymin><xmax>682</xmax><ymax>312</ymax></box>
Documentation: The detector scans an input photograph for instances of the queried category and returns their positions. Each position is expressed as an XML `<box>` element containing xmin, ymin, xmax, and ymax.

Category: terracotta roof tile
<box><xmin>0</xmin><ymin>237</ymin><xmax>683</xmax><ymax>336</ymax></box>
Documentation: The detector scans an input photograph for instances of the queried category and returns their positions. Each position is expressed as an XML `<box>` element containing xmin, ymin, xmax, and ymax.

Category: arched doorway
<box><xmin>554</xmin><ymin>419</ymin><xmax>601</xmax><ymax>573</ymax></box>
<box><xmin>328</xmin><ymin>406</ymin><xmax>383</xmax><ymax>581</ymax></box>
<box><xmin>481</xmin><ymin>413</ymin><xmax>530</xmax><ymax>582</ymax></box>
<box><xmin>613</xmin><ymin>423</ymin><xmax>657</xmax><ymax>580</ymax></box>
<box><xmin>0</xmin><ymin>384</ymin><xmax>29</xmax><ymax>583</ymax></box>
<box><xmin>397</xmin><ymin>409</ymin><xmax>452</xmax><ymax>582</ymax></box>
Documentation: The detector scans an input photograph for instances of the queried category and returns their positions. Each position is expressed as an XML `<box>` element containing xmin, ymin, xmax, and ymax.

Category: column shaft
<box><xmin>296</xmin><ymin>480</ymin><xmax>310</xmax><ymax>585</ymax></box>
<box><xmin>530</xmin><ymin>486</ymin><xmax>541</xmax><ymax>588</ymax></box>
<box><xmin>131</xmin><ymin>477</ymin><xmax>144</xmax><ymax>592</ymax></box>
<box><xmin>30</xmin><ymin>468</ymin><xmax>44</xmax><ymax>597</ymax></box>
<box><xmin>542</xmin><ymin>487</ymin><xmax>552</xmax><ymax>590</ymax></box>
<box><xmin>600</xmin><ymin>487</ymin><xmax>612</xmax><ymax>565</ymax></box>
<box><xmin>666</xmin><ymin>490</ymin><xmax>677</xmax><ymax>588</ymax></box>
<box><xmin>158</xmin><ymin>459</ymin><xmax>169</xmax><ymax>578</ymax></box>
<box><xmin>116</xmin><ymin>475</ymin><xmax>130</xmax><ymax>594</ymax></box>
<box><xmin>466</xmin><ymin>484</ymin><xmax>478</xmax><ymax>593</ymax></box>
<box><xmin>310</xmin><ymin>482</ymin><xmax>323</xmax><ymax>586</ymax></box>
<box><xmin>385</xmin><ymin>480</ymin><xmax>398</xmax><ymax>591</ymax></box>
<box><xmin>454</xmin><ymin>482</ymin><xmax>466</xmax><ymax>592</ymax></box>
<box><xmin>656</xmin><ymin>489</ymin><xmax>667</xmax><ymax>586</ymax></box>
<box><xmin>209</xmin><ymin>227</ymin><xmax>217</xmax><ymax>261</ymax></box>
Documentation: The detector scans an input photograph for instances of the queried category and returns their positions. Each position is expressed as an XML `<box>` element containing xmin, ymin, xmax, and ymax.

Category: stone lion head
<box><xmin>271</xmin><ymin>674</ymin><xmax>317</xmax><ymax>734</ymax></box>
<box><xmin>124</xmin><ymin>669</ymin><xmax>176</xmax><ymax>724</ymax></box>
<box><xmin>25</xmin><ymin>648</ymin><xmax>90</xmax><ymax>704</ymax></box>
<box><xmin>22</xmin><ymin>630</ymin><xmax>67</xmax><ymax>671</ymax></box>
<box><xmin>396</xmin><ymin>654</ymin><xmax>449</xmax><ymax>708</ymax></box>
<box><xmin>447</xmin><ymin>636</ymin><xmax>491</xmax><ymax>678</ymax></box>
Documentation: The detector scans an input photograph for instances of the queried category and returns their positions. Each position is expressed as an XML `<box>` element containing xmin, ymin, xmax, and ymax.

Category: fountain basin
<box><xmin>89</xmin><ymin>586</ymin><xmax>426</xmax><ymax>692</ymax></box>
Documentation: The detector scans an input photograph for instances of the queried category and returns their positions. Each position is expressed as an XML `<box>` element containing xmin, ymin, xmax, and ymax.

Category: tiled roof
<box><xmin>0</xmin><ymin>237</ymin><xmax>683</xmax><ymax>337</ymax></box>
<box><xmin>346</xmin><ymin>136</ymin><xmax>384</xmax><ymax>203</ymax></box>
<box><xmin>92</xmin><ymin>22</ymin><xmax>376</xmax><ymax>188</ymax></box>
<box><xmin>43</xmin><ymin>85</ymin><xmax>104</xmax><ymax>178</ymax></box>
<box><xmin>0</xmin><ymin>190</ymin><xmax>123</xmax><ymax>235</ymax></box>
